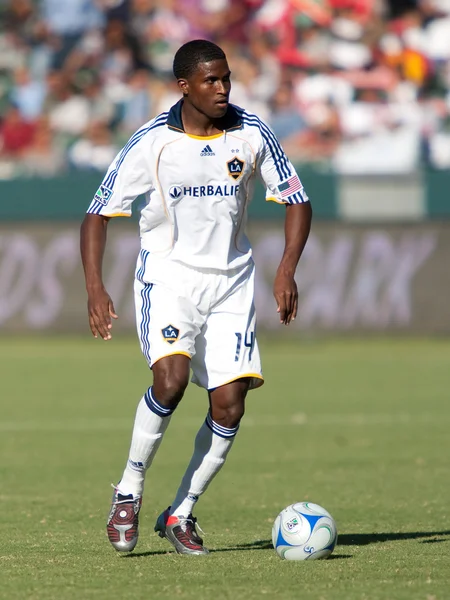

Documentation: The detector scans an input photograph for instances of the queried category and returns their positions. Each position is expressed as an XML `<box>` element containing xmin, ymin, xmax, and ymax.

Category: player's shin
<box><xmin>117</xmin><ymin>387</ymin><xmax>174</xmax><ymax>497</ymax></box>
<box><xmin>169</xmin><ymin>411</ymin><xmax>239</xmax><ymax>517</ymax></box>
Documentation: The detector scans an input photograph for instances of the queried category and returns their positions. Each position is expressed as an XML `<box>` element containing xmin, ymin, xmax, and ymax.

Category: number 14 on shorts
<box><xmin>234</xmin><ymin>331</ymin><xmax>254</xmax><ymax>361</ymax></box>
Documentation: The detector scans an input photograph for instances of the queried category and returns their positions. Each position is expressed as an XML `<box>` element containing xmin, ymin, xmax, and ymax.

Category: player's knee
<box><xmin>153</xmin><ymin>372</ymin><xmax>189</xmax><ymax>409</ymax></box>
<box><xmin>214</xmin><ymin>401</ymin><xmax>245</xmax><ymax>429</ymax></box>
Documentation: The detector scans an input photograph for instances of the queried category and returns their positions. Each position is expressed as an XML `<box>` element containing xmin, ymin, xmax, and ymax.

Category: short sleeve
<box><xmin>256</xmin><ymin>121</ymin><xmax>309</xmax><ymax>205</ymax></box>
<box><xmin>87</xmin><ymin>132</ymin><xmax>152</xmax><ymax>217</ymax></box>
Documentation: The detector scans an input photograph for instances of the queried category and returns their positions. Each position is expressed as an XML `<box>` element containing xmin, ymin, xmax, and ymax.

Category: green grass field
<box><xmin>1</xmin><ymin>336</ymin><xmax>449</xmax><ymax>600</ymax></box>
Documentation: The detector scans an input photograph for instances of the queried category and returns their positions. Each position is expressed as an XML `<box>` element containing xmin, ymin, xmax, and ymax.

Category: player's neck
<box><xmin>181</xmin><ymin>101</ymin><xmax>223</xmax><ymax>137</ymax></box>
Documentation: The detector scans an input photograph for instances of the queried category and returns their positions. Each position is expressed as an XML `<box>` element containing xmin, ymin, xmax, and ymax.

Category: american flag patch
<box><xmin>278</xmin><ymin>176</ymin><xmax>302</xmax><ymax>199</ymax></box>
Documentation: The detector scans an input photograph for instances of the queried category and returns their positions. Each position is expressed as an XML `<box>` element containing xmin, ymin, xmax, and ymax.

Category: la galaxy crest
<box><xmin>161</xmin><ymin>325</ymin><xmax>179</xmax><ymax>344</ymax></box>
<box><xmin>227</xmin><ymin>157</ymin><xmax>244</xmax><ymax>180</ymax></box>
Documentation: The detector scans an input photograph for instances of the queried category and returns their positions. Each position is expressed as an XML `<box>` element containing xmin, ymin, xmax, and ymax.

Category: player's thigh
<box><xmin>191</xmin><ymin>272</ymin><xmax>263</xmax><ymax>391</ymax></box>
<box><xmin>134</xmin><ymin>278</ymin><xmax>200</xmax><ymax>368</ymax></box>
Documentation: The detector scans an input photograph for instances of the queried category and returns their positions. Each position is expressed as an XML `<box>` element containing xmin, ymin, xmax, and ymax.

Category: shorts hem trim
<box><xmin>151</xmin><ymin>351</ymin><xmax>192</xmax><ymax>367</ymax></box>
<box><xmin>208</xmin><ymin>373</ymin><xmax>264</xmax><ymax>391</ymax></box>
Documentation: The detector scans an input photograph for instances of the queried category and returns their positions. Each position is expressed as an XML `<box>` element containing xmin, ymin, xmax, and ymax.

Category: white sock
<box><xmin>169</xmin><ymin>412</ymin><xmax>239</xmax><ymax>517</ymax></box>
<box><xmin>117</xmin><ymin>387</ymin><xmax>173</xmax><ymax>498</ymax></box>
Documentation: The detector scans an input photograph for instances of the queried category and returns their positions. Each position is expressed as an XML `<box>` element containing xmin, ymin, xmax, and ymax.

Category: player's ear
<box><xmin>178</xmin><ymin>78</ymin><xmax>189</xmax><ymax>96</ymax></box>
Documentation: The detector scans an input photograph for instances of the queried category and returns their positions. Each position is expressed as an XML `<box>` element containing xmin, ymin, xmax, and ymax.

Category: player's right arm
<box><xmin>80</xmin><ymin>122</ymin><xmax>154</xmax><ymax>340</ymax></box>
<box><xmin>80</xmin><ymin>214</ymin><xmax>117</xmax><ymax>341</ymax></box>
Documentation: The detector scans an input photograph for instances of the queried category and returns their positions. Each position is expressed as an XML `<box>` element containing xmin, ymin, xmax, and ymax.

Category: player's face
<box><xmin>181</xmin><ymin>59</ymin><xmax>231</xmax><ymax>119</ymax></box>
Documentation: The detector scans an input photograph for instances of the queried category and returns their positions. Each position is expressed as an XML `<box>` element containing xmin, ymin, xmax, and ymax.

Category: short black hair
<box><xmin>173</xmin><ymin>39</ymin><xmax>226</xmax><ymax>79</ymax></box>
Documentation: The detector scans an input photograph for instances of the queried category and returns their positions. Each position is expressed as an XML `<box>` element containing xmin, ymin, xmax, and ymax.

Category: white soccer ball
<box><xmin>272</xmin><ymin>502</ymin><xmax>338</xmax><ymax>561</ymax></box>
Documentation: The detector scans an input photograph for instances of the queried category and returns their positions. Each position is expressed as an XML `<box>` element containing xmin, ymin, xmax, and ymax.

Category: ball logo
<box><xmin>169</xmin><ymin>186</ymin><xmax>183</xmax><ymax>200</ymax></box>
<box><xmin>286</xmin><ymin>517</ymin><xmax>299</xmax><ymax>531</ymax></box>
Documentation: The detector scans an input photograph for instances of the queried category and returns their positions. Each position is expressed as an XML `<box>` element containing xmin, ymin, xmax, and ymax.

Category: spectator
<box><xmin>269</xmin><ymin>81</ymin><xmax>307</xmax><ymax>141</ymax></box>
<box><xmin>40</xmin><ymin>0</ymin><xmax>105</xmax><ymax>67</ymax></box>
<box><xmin>0</xmin><ymin>104</ymin><xmax>36</xmax><ymax>157</ymax></box>
<box><xmin>10</xmin><ymin>66</ymin><xmax>47</xmax><ymax>121</ymax></box>
<box><xmin>44</xmin><ymin>70</ymin><xmax>90</xmax><ymax>136</ymax></box>
<box><xmin>68</xmin><ymin>120</ymin><xmax>119</xmax><ymax>171</ymax></box>
<box><xmin>120</xmin><ymin>69</ymin><xmax>153</xmax><ymax>133</ymax></box>
<box><xmin>22</xmin><ymin>116</ymin><xmax>66</xmax><ymax>177</ymax></box>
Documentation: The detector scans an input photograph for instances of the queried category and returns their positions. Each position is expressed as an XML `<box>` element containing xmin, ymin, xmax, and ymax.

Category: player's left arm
<box><xmin>254</xmin><ymin>118</ymin><xmax>312</xmax><ymax>324</ymax></box>
<box><xmin>275</xmin><ymin>202</ymin><xmax>312</xmax><ymax>325</ymax></box>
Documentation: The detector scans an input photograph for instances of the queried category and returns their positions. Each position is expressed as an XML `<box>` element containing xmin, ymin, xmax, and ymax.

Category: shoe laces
<box><xmin>111</xmin><ymin>483</ymin><xmax>141</xmax><ymax>506</ymax></box>
<box><xmin>179</xmin><ymin>515</ymin><xmax>206</xmax><ymax>536</ymax></box>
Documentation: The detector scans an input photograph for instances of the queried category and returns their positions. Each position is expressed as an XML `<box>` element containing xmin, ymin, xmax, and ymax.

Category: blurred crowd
<box><xmin>1</xmin><ymin>0</ymin><xmax>450</xmax><ymax>177</ymax></box>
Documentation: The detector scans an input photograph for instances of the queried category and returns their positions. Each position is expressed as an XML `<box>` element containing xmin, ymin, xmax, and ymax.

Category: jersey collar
<box><xmin>167</xmin><ymin>99</ymin><xmax>242</xmax><ymax>134</ymax></box>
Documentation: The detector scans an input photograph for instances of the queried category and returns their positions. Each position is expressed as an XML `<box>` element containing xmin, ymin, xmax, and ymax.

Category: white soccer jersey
<box><xmin>87</xmin><ymin>100</ymin><xmax>310</xmax><ymax>271</ymax></box>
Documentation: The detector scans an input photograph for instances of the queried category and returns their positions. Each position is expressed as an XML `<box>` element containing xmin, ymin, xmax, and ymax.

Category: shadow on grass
<box><xmin>122</xmin><ymin>549</ymin><xmax>174</xmax><ymax>557</ymax></box>
<box><xmin>338</xmin><ymin>530</ymin><xmax>450</xmax><ymax>546</ymax></box>
<box><xmin>122</xmin><ymin>540</ymin><xmax>274</xmax><ymax>558</ymax></box>
<box><xmin>121</xmin><ymin>532</ymin><xmax>450</xmax><ymax>558</ymax></box>
<box><xmin>122</xmin><ymin>539</ymin><xmax>352</xmax><ymax>558</ymax></box>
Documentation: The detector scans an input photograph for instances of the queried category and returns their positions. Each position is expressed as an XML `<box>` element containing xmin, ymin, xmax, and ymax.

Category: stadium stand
<box><xmin>0</xmin><ymin>0</ymin><xmax>449</xmax><ymax>177</ymax></box>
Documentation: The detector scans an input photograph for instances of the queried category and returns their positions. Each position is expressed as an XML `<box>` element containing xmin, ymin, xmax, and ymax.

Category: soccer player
<box><xmin>80</xmin><ymin>39</ymin><xmax>312</xmax><ymax>555</ymax></box>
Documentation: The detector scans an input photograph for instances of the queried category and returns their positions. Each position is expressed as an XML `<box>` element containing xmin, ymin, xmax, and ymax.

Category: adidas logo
<box><xmin>200</xmin><ymin>144</ymin><xmax>215</xmax><ymax>156</ymax></box>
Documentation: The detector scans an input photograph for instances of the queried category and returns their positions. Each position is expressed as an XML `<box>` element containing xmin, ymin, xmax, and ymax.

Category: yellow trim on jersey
<box><xmin>155</xmin><ymin>140</ymin><xmax>179</xmax><ymax>253</ymax></box>
<box><xmin>105</xmin><ymin>212</ymin><xmax>132</xmax><ymax>217</ymax></box>
<box><xmin>167</xmin><ymin>125</ymin><xmax>184</xmax><ymax>133</ymax></box>
<box><xmin>218</xmin><ymin>373</ymin><xmax>265</xmax><ymax>389</ymax></box>
<box><xmin>186</xmin><ymin>132</ymin><xmax>224</xmax><ymax>140</ymax></box>
<box><xmin>152</xmin><ymin>351</ymin><xmax>192</xmax><ymax>366</ymax></box>
<box><xmin>266</xmin><ymin>196</ymin><xmax>287</xmax><ymax>205</ymax></box>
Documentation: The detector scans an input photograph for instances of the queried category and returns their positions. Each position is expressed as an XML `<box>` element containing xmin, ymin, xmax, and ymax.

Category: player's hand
<box><xmin>273</xmin><ymin>270</ymin><xmax>298</xmax><ymax>325</ymax></box>
<box><xmin>87</xmin><ymin>287</ymin><xmax>118</xmax><ymax>341</ymax></box>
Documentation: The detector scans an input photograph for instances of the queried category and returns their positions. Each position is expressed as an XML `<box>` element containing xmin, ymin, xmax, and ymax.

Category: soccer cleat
<box><xmin>106</xmin><ymin>485</ymin><xmax>142</xmax><ymax>552</ymax></box>
<box><xmin>154</xmin><ymin>507</ymin><xmax>209</xmax><ymax>555</ymax></box>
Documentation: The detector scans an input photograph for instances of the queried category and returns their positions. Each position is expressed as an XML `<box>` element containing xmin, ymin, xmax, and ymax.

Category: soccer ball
<box><xmin>272</xmin><ymin>502</ymin><xmax>338</xmax><ymax>561</ymax></box>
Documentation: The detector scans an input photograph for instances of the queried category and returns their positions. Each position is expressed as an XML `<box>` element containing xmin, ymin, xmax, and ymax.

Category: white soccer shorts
<box><xmin>134</xmin><ymin>251</ymin><xmax>263</xmax><ymax>391</ymax></box>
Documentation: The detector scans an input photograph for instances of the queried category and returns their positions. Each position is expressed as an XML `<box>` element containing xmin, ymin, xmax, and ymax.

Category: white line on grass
<box><xmin>0</xmin><ymin>413</ymin><xmax>446</xmax><ymax>432</ymax></box>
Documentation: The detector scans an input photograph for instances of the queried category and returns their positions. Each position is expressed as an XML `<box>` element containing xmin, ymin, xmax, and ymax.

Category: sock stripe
<box><xmin>205</xmin><ymin>412</ymin><xmax>239</xmax><ymax>439</ymax></box>
<box><xmin>206</xmin><ymin>413</ymin><xmax>239</xmax><ymax>434</ymax></box>
<box><xmin>144</xmin><ymin>387</ymin><xmax>174</xmax><ymax>418</ymax></box>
